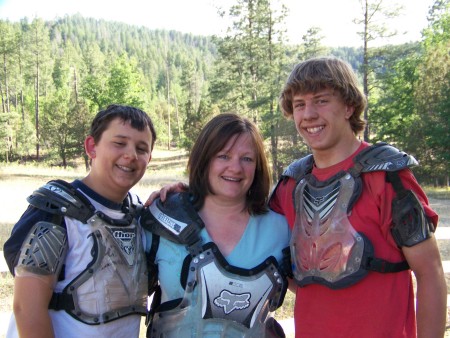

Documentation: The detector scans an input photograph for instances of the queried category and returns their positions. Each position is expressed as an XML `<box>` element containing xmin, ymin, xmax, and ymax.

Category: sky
<box><xmin>0</xmin><ymin>0</ymin><xmax>436</xmax><ymax>47</ymax></box>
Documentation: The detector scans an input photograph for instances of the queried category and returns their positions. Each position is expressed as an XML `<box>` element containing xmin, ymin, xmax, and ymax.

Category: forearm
<box><xmin>15</xmin><ymin>309</ymin><xmax>54</xmax><ymax>338</ymax></box>
<box><xmin>415</xmin><ymin>271</ymin><xmax>447</xmax><ymax>338</ymax></box>
<box><xmin>405</xmin><ymin>235</ymin><xmax>447</xmax><ymax>338</ymax></box>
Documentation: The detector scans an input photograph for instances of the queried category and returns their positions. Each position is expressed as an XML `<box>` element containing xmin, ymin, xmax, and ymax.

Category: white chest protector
<box><xmin>150</xmin><ymin>243</ymin><xmax>286</xmax><ymax>338</ymax></box>
<box><xmin>22</xmin><ymin>180</ymin><xmax>149</xmax><ymax>324</ymax></box>
<box><xmin>141</xmin><ymin>193</ymin><xmax>288</xmax><ymax>338</ymax></box>
<box><xmin>53</xmin><ymin>214</ymin><xmax>148</xmax><ymax>324</ymax></box>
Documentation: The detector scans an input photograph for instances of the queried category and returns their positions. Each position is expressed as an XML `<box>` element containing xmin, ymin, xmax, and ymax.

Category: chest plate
<box><xmin>149</xmin><ymin>243</ymin><xmax>286</xmax><ymax>337</ymax></box>
<box><xmin>60</xmin><ymin>215</ymin><xmax>148</xmax><ymax>324</ymax></box>
<box><xmin>291</xmin><ymin>173</ymin><xmax>369</xmax><ymax>289</ymax></box>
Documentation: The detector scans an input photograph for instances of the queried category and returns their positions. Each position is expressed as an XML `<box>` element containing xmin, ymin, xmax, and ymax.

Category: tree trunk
<box><xmin>363</xmin><ymin>0</ymin><xmax>370</xmax><ymax>142</ymax></box>
<box><xmin>166</xmin><ymin>58</ymin><xmax>171</xmax><ymax>150</ymax></box>
<box><xmin>35</xmin><ymin>58</ymin><xmax>40</xmax><ymax>160</ymax></box>
<box><xmin>18</xmin><ymin>47</ymin><xmax>25</xmax><ymax>120</ymax></box>
<box><xmin>174</xmin><ymin>97</ymin><xmax>181</xmax><ymax>141</ymax></box>
<box><xmin>73</xmin><ymin>67</ymin><xmax>79</xmax><ymax>103</ymax></box>
<box><xmin>0</xmin><ymin>80</ymin><xmax>5</xmax><ymax>114</ymax></box>
<box><xmin>3</xmin><ymin>53</ymin><xmax>10</xmax><ymax>113</ymax></box>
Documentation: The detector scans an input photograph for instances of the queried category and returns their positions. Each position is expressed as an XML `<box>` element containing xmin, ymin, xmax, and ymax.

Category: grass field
<box><xmin>0</xmin><ymin>148</ymin><xmax>449</xmax><ymax>337</ymax></box>
<box><xmin>0</xmin><ymin>147</ymin><xmax>297</xmax><ymax>337</ymax></box>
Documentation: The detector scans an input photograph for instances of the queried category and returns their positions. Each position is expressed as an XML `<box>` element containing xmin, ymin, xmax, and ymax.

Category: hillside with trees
<box><xmin>0</xmin><ymin>0</ymin><xmax>448</xmax><ymax>186</ymax></box>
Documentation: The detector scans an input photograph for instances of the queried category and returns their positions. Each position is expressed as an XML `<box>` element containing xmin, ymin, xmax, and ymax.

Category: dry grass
<box><xmin>0</xmin><ymin>148</ymin><xmax>189</xmax><ymax>306</ymax></box>
<box><xmin>0</xmin><ymin>147</ymin><xmax>296</xmax><ymax>338</ymax></box>
<box><xmin>0</xmin><ymin>149</ymin><xmax>448</xmax><ymax>338</ymax></box>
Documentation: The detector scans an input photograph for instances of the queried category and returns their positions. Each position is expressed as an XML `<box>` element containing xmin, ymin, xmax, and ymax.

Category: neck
<box><xmin>81</xmin><ymin>175</ymin><xmax>126</xmax><ymax>204</ymax></box>
<box><xmin>199</xmin><ymin>198</ymin><xmax>249</xmax><ymax>256</ymax></box>
<box><xmin>200</xmin><ymin>196</ymin><xmax>247</xmax><ymax>223</ymax></box>
<box><xmin>313</xmin><ymin>137</ymin><xmax>361</xmax><ymax>168</ymax></box>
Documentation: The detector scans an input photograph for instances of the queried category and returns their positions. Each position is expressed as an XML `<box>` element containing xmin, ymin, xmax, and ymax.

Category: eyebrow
<box><xmin>294</xmin><ymin>90</ymin><xmax>333</xmax><ymax>99</ymax></box>
<box><xmin>313</xmin><ymin>91</ymin><xmax>333</xmax><ymax>98</ymax></box>
<box><xmin>113</xmin><ymin>134</ymin><xmax>150</xmax><ymax>146</ymax></box>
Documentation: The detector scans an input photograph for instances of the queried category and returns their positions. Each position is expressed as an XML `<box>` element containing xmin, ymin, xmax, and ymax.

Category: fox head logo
<box><xmin>214</xmin><ymin>290</ymin><xmax>251</xmax><ymax>314</ymax></box>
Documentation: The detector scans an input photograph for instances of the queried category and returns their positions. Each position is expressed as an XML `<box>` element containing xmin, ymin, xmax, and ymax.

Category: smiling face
<box><xmin>292</xmin><ymin>88</ymin><xmax>360</xmax><ymax>166</ymax></box>
<box><xmin>206</xmin><ymin>133</ymin><xmax>256</xmax><ymax>205</ymax></box>
<box><xmin>84</xmin><ymin>118</ymin><xmax>153</xmax><ymax>202</ymax></box>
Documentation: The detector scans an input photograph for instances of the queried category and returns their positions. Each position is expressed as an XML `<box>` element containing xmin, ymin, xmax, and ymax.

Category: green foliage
<box><xmin>181</xmin><ymin>98</ymin><xmax>216</xmax><ymax>152</ymax></box>
<box><xmin>298</xmin><ymin>27</ymin><xmax>329</xmax><ymax>60</ymax></box>
<box><xmin>212</xmin><ymin>0</ymin><xmax>294</xmax><ymax>180</ymax></box>
<box><xmin>353</xmin><ymin>0</ymin><xmax>405</xmax><ymax>141</ymax></box>
<box><xmin>413</xmin><ymin>1</ymin><xmax>450</xmax><ymax>186</ymax></box>
<box><xmin>370</xmin><ymin>44</ymin><xmax>421</xmax><ymax>146</ymax></box>
<box><xmin>0</xmin><ymin>5</ymin><xmax>448</xmax><ymax>185</ymax></box>
<box><xmin>105</xmin><ymin>54</ymin><xmax>145</xmax><ymax>108</ymax></box>
<box><xmin>369</xmin><ymin>1</ymin><xmax>450</xmax><ymax>186</ymax></box>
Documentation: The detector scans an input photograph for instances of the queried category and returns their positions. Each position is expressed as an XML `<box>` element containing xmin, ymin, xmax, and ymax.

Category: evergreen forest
<box><xmin>0</xmin><ymin>0</ymin><xmax>448</xmax><ymax>186</ymax></box>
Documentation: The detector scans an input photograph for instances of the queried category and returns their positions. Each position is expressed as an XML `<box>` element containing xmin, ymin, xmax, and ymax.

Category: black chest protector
<box><xmin>140</xmin><ymin>193</ymin><xmax>289</xmax><ymax>338</ymax></box>
<box><xmin>282</xmin><ymin>143</ymin><xmax>433</xmax><ymax>289</ymax></box>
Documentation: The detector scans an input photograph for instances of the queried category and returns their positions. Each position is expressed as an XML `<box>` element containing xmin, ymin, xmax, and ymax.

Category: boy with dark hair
<box><xmin>270</xmin><ymin>56</ymin><xmax>446</xmax><ymax>337</ymax></box>
<box><xmin>4</xmin><ymin>104</ymin><xmax>157</xmax><ymax>338</ymax></box>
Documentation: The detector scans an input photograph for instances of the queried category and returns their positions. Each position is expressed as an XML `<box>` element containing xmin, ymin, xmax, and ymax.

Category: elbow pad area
<box><xmin>14</xmin><ymin>221</ymin><xmax>68</xmax><ymax>278</ymax></box>
<box><xmin>391</xmin><ymin>190</ymin><xmax>435</xmax><ymax>248</ymax></box>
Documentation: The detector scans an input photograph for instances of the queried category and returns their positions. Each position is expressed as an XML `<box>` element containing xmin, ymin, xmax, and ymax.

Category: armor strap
<box><xmin>386</xmin><ymin>171</ymin><xmax>407</xmax><ymax>196</ymax></box>
<box><xmin>280</xmin><ymin>247</ymin><xmax>293</xmax><ymax>279</ymax></box>
<box><xmin>49</xmin><ymin>292</ymin><xmax>75</xmax><ymax>311</ymax></box>
<box><xmin>363</xmin><ymin>256</ymin><xmax>410</xmax><ymax>273</ymax></box>
<box><xmin>147</xmin><ymin>234</ymin><xmax>160</xmax><ymax>294</ymax></box>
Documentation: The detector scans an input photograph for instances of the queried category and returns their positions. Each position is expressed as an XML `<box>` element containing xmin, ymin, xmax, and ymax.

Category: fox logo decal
<box><xmin>214</xmin><ymin>290</ymin><xmax>251</xmax><ymax>314</ymax></box>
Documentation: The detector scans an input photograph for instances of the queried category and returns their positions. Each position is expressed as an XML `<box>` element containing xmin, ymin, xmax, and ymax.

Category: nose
<box><xmin>228</xmin><ymin>157</ymin><xmax>243</xmax><ymax>172</ymax></box>
<box><xmin>302</xmin><ymin>103</ymin><xmax>317</xmax><ymax>120</ymax></box>
<box><xmin>124</xmin><ymin>146</ymin><xmax>138</xmax><ymax>160</ymax></box>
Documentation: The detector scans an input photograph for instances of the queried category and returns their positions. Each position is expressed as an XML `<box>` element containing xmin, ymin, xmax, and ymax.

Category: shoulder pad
<box><xmin>282</xmin><ymin>154</ymin><xmax>314</xmax><ymax>181</ymax></box>
<box><xmin>140</xmin><ymin>192</ymin><xmax>204</xmax><ymax>246</ymax></box>
<box><xmin>352</xmin><ymin>142</ymin><xmax>418</xmax><ymax>175</ymax></box>
<box><xmin>26</xmin><ymin>180</ymin><xmax>95</xmax><ymax>223</ymax></box>
<box><xmin>15</xmin><ymin>221</ymin><xmax>68</xmax><ymax>277</ymax></box>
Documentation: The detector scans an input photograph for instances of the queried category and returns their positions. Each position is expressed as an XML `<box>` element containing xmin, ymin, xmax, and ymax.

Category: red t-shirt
<box><xmin>270</xmin><ymin>142</ymin><xmax>438</xmax><ymax>338</ymax></box>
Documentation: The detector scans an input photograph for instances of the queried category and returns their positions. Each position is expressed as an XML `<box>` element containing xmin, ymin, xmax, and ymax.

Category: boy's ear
<box><xmin>85</xmin><ymin>136</ymin><xmax>96</xmax><ymax>159</ymax></box>
<box><xmin>345</xmin><ymin>105</ymin><xmax>355</xmax><ymax>119</ymax></box>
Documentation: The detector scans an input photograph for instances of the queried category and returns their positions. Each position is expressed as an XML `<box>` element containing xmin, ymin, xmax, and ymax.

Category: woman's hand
<box><xmin>145</xmin><ymin>181</ymin><xmax>189</xmax><ymax>206</ymax></box>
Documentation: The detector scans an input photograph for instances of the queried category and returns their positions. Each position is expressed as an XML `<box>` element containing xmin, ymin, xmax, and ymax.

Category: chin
<box><xmin>115</xmin><ymin>178</ymin><xmax>138</xmax><ymax>190</ymax></box>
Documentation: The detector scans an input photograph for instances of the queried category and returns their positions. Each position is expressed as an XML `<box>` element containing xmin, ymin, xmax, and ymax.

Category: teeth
<box><xmin>223</xmin><ymin>176</ymin><xmax>240</xmax><ymax>182</ymax></box>
<box><xmin>117</xmin><ymin>165</ymin><xmax>133</xmax><ymax>172</ymax></box>
<box><xmin>307</xmin><ymin>126</ymin><xmax>324</xmax><ymax>133</ymax></box>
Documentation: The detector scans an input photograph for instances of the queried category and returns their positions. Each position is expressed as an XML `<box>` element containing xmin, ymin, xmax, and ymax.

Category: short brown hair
<box><xmin>188</xmin><ymin>113</ymin><xmax>270</xmax><ymax>215</ymax></box>
<box><xmin>90</xmin><ymin>104</ymin><xmax>157</xmax><ymax>149</ymax></box>
<box><xmin>279</xmin><ymin>57</ymin><xmax>367</xmax><ymax>134</ymax></box>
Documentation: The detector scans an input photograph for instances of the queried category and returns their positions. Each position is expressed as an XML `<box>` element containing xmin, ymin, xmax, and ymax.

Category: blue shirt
<box><xmin>145</xmin><ymin>209</ymin><xmax>290</xmax><ymax>303</ymax></box>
